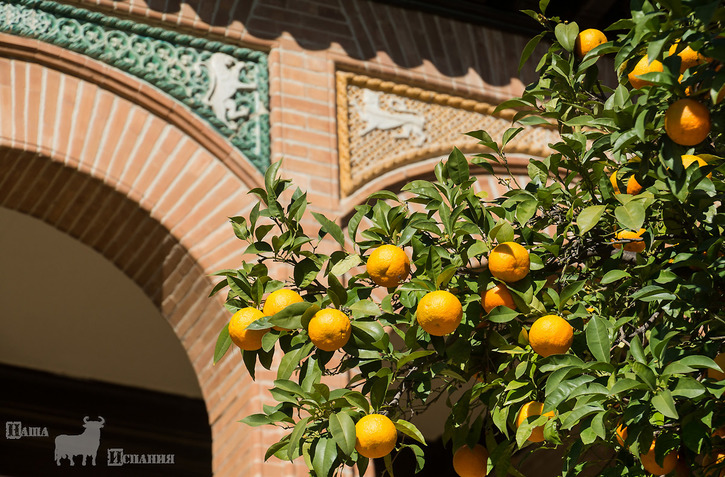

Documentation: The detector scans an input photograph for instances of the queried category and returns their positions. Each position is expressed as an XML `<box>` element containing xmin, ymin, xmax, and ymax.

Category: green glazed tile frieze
<box><xmin>0</xmin><ymin>0</ymin><xmax>270</xmax><ymax>171</ymax></box>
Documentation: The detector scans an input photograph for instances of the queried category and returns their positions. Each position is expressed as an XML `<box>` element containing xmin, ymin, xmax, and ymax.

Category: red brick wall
<box><xmin>0</xmin><ymin>1</ymin><xmax>554</xmax><ymax>474</ymax></box>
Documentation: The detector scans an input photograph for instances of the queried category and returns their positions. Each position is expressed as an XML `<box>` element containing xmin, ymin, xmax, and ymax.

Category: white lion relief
<box><xmin>202</xmin><ymin>52</ymin><xmax>260</xmax><ymax>130</ymax></box>
<box><xmin>358</xmin><ymin>90</ymin><xmax>427</xmax><ymax>146</ymax></box>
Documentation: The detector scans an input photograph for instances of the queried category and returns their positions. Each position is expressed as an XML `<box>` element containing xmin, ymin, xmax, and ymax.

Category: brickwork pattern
<box><xmin>0</xmin><ymin>0</ymin><xmax>566</xmax><ymax>475</ymax></box>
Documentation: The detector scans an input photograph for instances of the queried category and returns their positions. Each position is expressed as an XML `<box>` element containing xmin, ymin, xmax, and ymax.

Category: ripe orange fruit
<box><xmin>669</xmin><ymin>43</ymin><xmax>705</xmax><ymax>73</ymax></box>
<box><xmin>516</xmin><ymin>401</ymin><xmax>555</xmax><ymax>443</ymax></box>
<box><xmin>628</xmin><ymin>55</ymin><xmax>664</xmax><ymax>89</ymax></box>
<box><xmin>681</xmin><ymin>154</ymin><xmax>712</xmax><ymax>179</ymax></box>
<box><xmin>708</xmin><ymin>353</ymin><xmax>725</xmax><ymax>381</ymax></box>
<box><xmin>263</xmin><ymin>289</ymin><xmax>303</xmax><ymax>331</ymax></box>
<box><xmin>575</xmin><ymin>29</ymin><xmax>607</xmax><ymax>59</ymax></box>
<box><xmin>529</xmin><ymin>315</ymin><xmax>574</xmax><ymax>358</ymax></box>
<box><xmin>416</xmin><ymin>290</ymin><xmax>463</xmax><ymax>336</ymax></box>
<box><xmin>307</xmin><ymin>309</ymin><xmax>351</xmax><ymax>352</ymax></box>
<box><xmin>640</xmin><ymin>439</ymin><xmax>678</xmax><ymax>476</ymax></box>
<box><xmin>229</xmin><ymin>307</ymin><xmax>267</xmax><ymax>351</ymax></box>
<box><xmin>453</xmin><ymin>444</ymin><xmax>489</xmax><ymax>477</ymax></box>
<box><xmin>481</xmin><ymin>283</ymin><xmax>516</xmax><ymax>314</ymax></box>
<box><xmin>367</xmin><ymin>245</ymin><xmax>411</xmax><ymax>288</ymax></box>
<box><xmin>610</xmin><ymin>170</ymin><xmax>643</xmax><ymax>195</ymax></box>
<box><xmin>355</xmin><ymin>414</ymin><xmax>397</xmax><ymax>459</ymax></box>
<box><xmin>614</xmin><ymin>229</ymin><xmax>646</xmax><ymax>253</ymax></box>
<box><xmin>488</xmin><ymin>242</ymin><xmax>530</xmax><ymax>283</ymax></box>
<box><xmin>616</xmin><ymin>424</ymin><xmax>628</xmax><ymax>446</ymax></box>
<box><xmin>664</xmin><ymin>99</ymin><xmax>711</xmax><ymax>146</ymax></box>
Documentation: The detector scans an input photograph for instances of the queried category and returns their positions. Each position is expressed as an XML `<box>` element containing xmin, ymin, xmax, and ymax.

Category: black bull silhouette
<box><xmin>54</xmin><ymin>416</ymin><xmax>105</xmax><ymax>466</ymax></box>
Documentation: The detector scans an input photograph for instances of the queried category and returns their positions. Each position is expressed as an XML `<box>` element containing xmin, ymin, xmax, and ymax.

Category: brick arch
<box><xmin>0</xmin><ymin>36</ymin><xmax>305</xmax><ymax>476</ymax></box>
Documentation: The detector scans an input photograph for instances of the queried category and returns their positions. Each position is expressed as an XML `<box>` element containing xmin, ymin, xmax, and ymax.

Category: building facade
<box><xmin>0</xmin><ymin>0</ymin><xmax>620</xmax><ymax>475</ymax></box>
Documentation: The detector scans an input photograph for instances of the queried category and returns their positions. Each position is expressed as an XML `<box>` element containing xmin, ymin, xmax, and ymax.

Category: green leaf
<box><xmin>600</xmin><ymin>270</ymin><xmax>630</xmax><ymax>285</ymax></box>
<box><xmin>294</xmin><ymin>258</ymin><xmax>320</xmax><ymax>288</ymax></box>
<box><xmin>395</xmin><ymin>419</ymin><xmax>426</xmax><ymax>445</ymax></box>
<box><xmin>239</xmin><ymin>413</ymin><xmax>272</xmax><ymax>427</ymax></box>
<box><xmin>586</xmin><ymin>316</ymin><xmax>611</xmax><ymax>363</ymax></box>
<box><xmin>397</xmin><ymin>350</ymin><xmax>435</xmax><ymax>369</ymax></box>
<box><xmin>651</xmin><ymin>389</ymin><xmax>679</xmax><ymax>419</ymax></box>
<box><xmin>330</xmin><ymin>254</ymin><xmax>362</xmax><ymax>276</ymax></box>
<box><xmin>287</xmin><ymin>417</ymin><xmax>310</xmax><ymax>460</ymax></box>
<box><xmin>330</xmin><ymin>412</ymin><xmax>356</xmax><ymax>456</ymax></box>
<box><xmin>312</xmin><ymin>212</ymin><xmax>345</xmax><ymax>249</ymax></box>
<box><xmin>555</xmin><ymin>22</ymin><xmax>579</xmax><ymax>52</ymax></box>
<box><xmin>265</xmin><ymin>159</ymin><xmax>283</xmax><ymax>197</ymax></box>
<box><xmin>630</xmin><ymin>335</ymin><xmax>646</xmax><ymax>363</ymax></box>
<box><xmin>490</xmin><ymin>221</ymin><xmax>515</xmax><ymax>243</ymax></box>
<box><xmin>614</xmin><ymin>201</ymin><xmax>645</xmax><ymax>231</ymax></box>
<box><xmin>630</xmin><ymin>285</ymin><xmax>676</xmax><ymax>302</ymax></box>
<box><xmin>446</xmin><ymin>147</ymin><xmax>470</xmax><ymax>185</ymax></box>
<box><xmin>632</xmin><ymin>362</ymin><xmax>657</xmax><ymax>391</ymax></box>
<box><xmin>502</xmin><ymin>127</ymin><xmax>524</xmax><ymax>149</ymax></box>
<box><xmin>214</xmin><ymin>323</ymin><xmax>232</xmax><ymax>364</ymax></box>
<box><xmin>609</xmin><ymin>378</ymin><xmax>646</xmax><ymax>395</ymax></box>
<box><xmin>277</xmin><ymin>342</ymin><xmax>313</xmax><ymax>380</ymax></box>
<box><xmin>487</xmin><ymin>306</ymin><xmax>520</xmax><ymax>323</ymax></box>
<box><xmin>672</xmin><ymin>377</ymin><xmax>705</xmax><ymax>398</ymax></box>
<box><xmin>368</xmin><ymin>190</ymin><xmax>401</xmax><ymax>202</ymax></box>
<box><xmin>515</xmin><ymin>199</ymin><xmax>538</xmax><ymax>226</ymax></box>
<box><xmin>312</xmin><ymin>437</ymin><xmax>337</xmax><ymax>477</ymax></box>
<box><xmin>577</xmin><ymin>205</ymin><xmax>606</xmax><ymax>235</ymax></box>
<box><xmin>274</xmin><ymin>379</ymin><xmax>306</xmax><ymax>397</ymax></box>
<box><xmin>269</xmin><ymin>302</ymin><xmax>315</xmax><ymax>330</ymax></box>
<box><xmin>519</xmin><ymin>32</ymin><xmax>546</xmax><ymax>72</ymax></box>
<box><xmin>345</xmin><ymin>391</ymin><xmax>370</xmax><ymax>413</ymax></box>
<box><xmin>559</xmin><ymin>280</ymin><xmax>585</xmax><ymax>310</ymax></box>
<box><xmin>349</xmin><ymin>299</ymin><xmax>381</xmax><ymax>318</ymax></box>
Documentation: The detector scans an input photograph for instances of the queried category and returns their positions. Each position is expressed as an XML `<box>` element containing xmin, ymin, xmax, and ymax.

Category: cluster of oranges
<box><xmin>226</xmin><ymin>239</ymin><xmax>576</xmax><ymax>467</ymax></box>
<box><xmin>580</xmin><ymin>28</ymin><xmax>720</xmax><ymax>259</ymax></box>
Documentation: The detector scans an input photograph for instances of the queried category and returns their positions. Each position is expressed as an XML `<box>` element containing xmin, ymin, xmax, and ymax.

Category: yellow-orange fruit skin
<box><xmin>416</xmin><ymin>290</ymin><xmax>463</xmax><ymax>336</ymax></box>
<box><xmin>481</xmin><ymin>283</ymin><xmax>516</xmax><ymax>314</ymax></box>
<box><xmin>640</xmin><ymin>440</ymin><xmax>678</xmax><ymax>476</ymax></box>
<box><xmin>263</xmin><ymin>289</ymin><xmax>303</xmax><ymax>331</ymax></box>
<box><xmin>529</xmin><ymin>315</ymin><xmax>574</xmax><ymax>358</ymax></box>
<box><xmin>488</xmin><ymin>242</ymin><xmax>530</xmax><ymax>283</ymax></box>
<box><xmin>228</xmin><ymin>307</ymin><xmax>267</xmax><ymax>351</ymax></box>
<box><xmin>665</xmin><ymin>99</ymin><xmax>711</xmax><ymax>146</ymax></box>
<box><xmin>366</xmin><ymin>245</ymin><xmax>411</xmax><ymax>288</ymax></box>
<box><xmin>355</xmin><ymin>414</ymin><xmax>397</xmax><ymax>459</ymax></box>
<box><xmin>628</xmin><ymin>55</ymin><xmax>664</xmax><ymax>89</ymax></box>
<box><xmin>453</xmin><ymin>444</ymin><xmax>489</xmax><ymax>477</ymax></box>
<box><xmin>669</xmin><ymin>43</ymin><xmax>705</xmax><ymax>72</ymax></box>
<box><xmin>575</xmin><ymin>29</ymin><xmax>607</xmax><ymax>59</ymax></box>
<box><xmin>614</xmin><ymin>229</ymin><xmax>646</xmax><ymax>253</ymax></box>
<box><xmin>308</xmin><ymin>309</ymin><xmax>352</xmax><ymax>352</ymax></box>
<box><xmin>516</xmin><ymin>401</ymin><xmax>555</xmax><ymax>443</ymax></box>
<box><xmin>681</xmin><ymin>154</ymin><xmax>712</xmax><ymax>179</ymax></box>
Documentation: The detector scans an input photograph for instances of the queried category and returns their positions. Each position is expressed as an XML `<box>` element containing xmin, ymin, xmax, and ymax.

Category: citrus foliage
<box><xmin>212</xmin><ymin>0</ymin><xmax>725</xmax><ymax>475</ymax></box>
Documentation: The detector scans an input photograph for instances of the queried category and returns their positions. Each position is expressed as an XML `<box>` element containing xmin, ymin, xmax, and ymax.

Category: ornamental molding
<box><xmin>0</xmin><ymin>0</ymin><xmax>270</xmax><ymax>172</ymax></box>
<box><xmin>336</xmin><ymin>71</ymin><xmax>559</xmax><ymax>197</ymax></box>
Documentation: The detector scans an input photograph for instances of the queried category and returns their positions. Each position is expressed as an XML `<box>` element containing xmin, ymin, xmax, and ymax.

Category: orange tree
<box><xmin>211</xmin><ymin>1</ymin><xmax>725</xmax><ymax>476</ymax></box>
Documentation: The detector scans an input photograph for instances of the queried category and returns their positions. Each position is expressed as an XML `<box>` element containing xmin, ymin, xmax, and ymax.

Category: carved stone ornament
<box><xmin>0</xmin><ymin>0</ymin><xmax>270</xmax><ymax>171</ymax></box>
<box><xmin>336</xmin><ymin>72</ymin><xmax>559</xmax><ymax>197</ymax></box>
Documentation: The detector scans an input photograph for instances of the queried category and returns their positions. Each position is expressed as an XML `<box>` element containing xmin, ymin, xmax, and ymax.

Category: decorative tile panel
<box><xmin>336</xmin><ymin>72</ymin><xmax>559</xmax><ymax>197</ymax></box>
<box><xmin>0</xmin><ymin>0</ymin><xmax>270</xmax><ymax>171</ymax></box>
